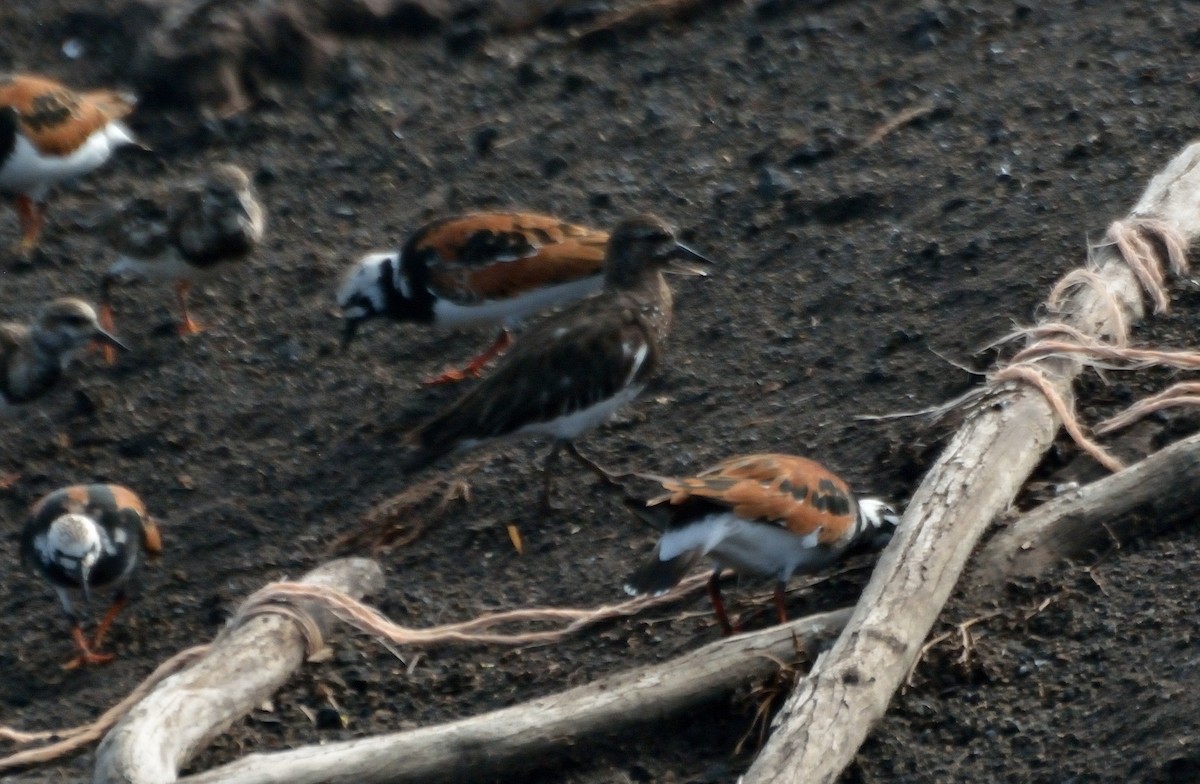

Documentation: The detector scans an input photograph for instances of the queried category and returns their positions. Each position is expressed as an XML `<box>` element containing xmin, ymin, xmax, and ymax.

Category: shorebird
<box><xmin>624</xmin><ymin>453</ymin><xmax>900</xmax><ymax>634</ymax></box>
<box><xmin>21</xmin><ymin>484</ymin><xmax>162</xmax><ymax>668</ymax></box>
<box><xmin>338</xmin><ymin>212</ymin><xmax>609</xmax><ymax>384</ymax></box>
<box><xmin>99</xmin><ymin>163</ymin><xmax>265</xmax><ymax>360</ymax></box>
<box><xmin>0</xmin><ymin>298</ymin><xmax>126</xmax><ymax>415</ymax></box>
<box><xmin>403</xmin><ymin>214</ymin><xmax>708</xmax><ymax>507</ymax></box>
<box><xmin>0</xmin><ymin>73</ymin><xmax>137</xmax><ymax>251</ymax></box>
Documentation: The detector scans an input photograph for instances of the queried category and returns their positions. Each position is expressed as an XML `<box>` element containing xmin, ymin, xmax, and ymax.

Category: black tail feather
<box><xmin>622</xmin><ymin>495</ymin><xmax>672</xmax><ymax>531</ymax></box>
<box><xmin>623</xmin><ymin>545</ymin><xmax>703</xmax><ymax>597</ymax></box>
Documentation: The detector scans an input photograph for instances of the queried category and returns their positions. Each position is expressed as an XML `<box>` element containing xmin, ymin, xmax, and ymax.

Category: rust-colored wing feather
<box><xmin>650</xmin><ymin>454</ymin><xmax>856</xmax><ymax>545</ymax></box>
<box><xmin>417</xmin><ymin>213</ymin><xmax>608</xmax><ymax>303</ymax></box>
<box><xmin>0</xmin><ymin>75</ymin><xmax>133</xmax><ymax>156</ymax></box>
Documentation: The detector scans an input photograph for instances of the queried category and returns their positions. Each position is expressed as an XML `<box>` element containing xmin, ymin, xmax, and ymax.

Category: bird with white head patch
<box><xmin>623</xmin><ymin>453</ymin><xmax>901</xmax><ymax>635</ymax></box>
<box><xmin>402</xmin><ymin>214</ymin><xmax>709</xmax><ymax>508</ymax></box>
<box><xmin>338</xmin><ymin>211</ymin><xmax>610</xmax><ymax>385</ymax></box>
<box><xmin>21</xmin><ymin>484</ymin><xmax>162</xmax><ymax>668</ymax></box>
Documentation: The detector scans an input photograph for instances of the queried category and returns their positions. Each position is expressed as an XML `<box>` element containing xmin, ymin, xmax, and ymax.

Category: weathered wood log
<box><xmin>92</xmin><ymin>558</ymin><xmax>385</xmax><ymax>784</ymax></box>
<box><xmin>741</xmin><ymin>142</ymin><xmax>1200</xmax><ymax>784</ymax></box>
<box><xmin>175</xmin><ymin>608</ymin><xmax>853</xmax><ymax>784</ymax></box>
<box><xmin>974</xmin><ymin>431</ymin><xmax>1200</xmax><ymax>591</ymax></box>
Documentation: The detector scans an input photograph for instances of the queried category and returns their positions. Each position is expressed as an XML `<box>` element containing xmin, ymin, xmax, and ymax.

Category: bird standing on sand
<box><xmin>338</xmin><ymin>212</ymin><xmax>609</xmax><ymax>385</ymax></box>
<box><xmin>0</xmin><ymin>73</ymin><xmax>137</xmax><ymax>251</ymax></box>
<box><xmin>21</xmin><ymin>484</ymin><xmax>162</xmax><ymax>668</ymax></box>
<box><xmin>404</xmin><ymin>214</ymin><xmax>708</xmax><ymax>507</ymax></box>
<box><xmin>99</xmin><ymin>163</ymin><xmax>265</xmax><ymax>360</ymax></box>
<box><xmin>624</xmin><ymin>453</ymin><xmax>900</xmax><ymax>634</ymax></box>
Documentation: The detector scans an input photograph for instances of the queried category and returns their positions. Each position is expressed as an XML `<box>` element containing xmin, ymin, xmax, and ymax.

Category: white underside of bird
<box><xmin>623</xmin><ymin>511</ymin><xmax>839</xmax><ymax>597</ymax></box>
<box><xmin>0</xmin><ymin>122</ymin><xmax>134</xmax><ymax>199</ymax></box>
<box><xmin>107</xmin><ymin>248</ymin><xmax>213</xmax><ymax>283</ymax></box>
<box><xmin>430</xmin><ymin>275</ymin><xmax>604</xmax><ymax>329</ymax></box>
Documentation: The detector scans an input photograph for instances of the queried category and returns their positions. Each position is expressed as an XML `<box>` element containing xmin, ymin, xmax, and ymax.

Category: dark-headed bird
<box><xmin>403</xmin><ymin>214</ymin><xmax>707</xmax><ymax>507</ymax></box>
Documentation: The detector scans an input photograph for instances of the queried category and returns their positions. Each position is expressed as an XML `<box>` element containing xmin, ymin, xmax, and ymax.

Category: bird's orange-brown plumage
<box><xmin>0</xmin><ymin>74</ymin><xmax>134</xmax><ymax>157</ymax></box>
<box><xmin>31</xmin><ymin>483</ymin><xmax>159</xmax><ymax>554</ymax></box>
<box><xmin>649</xmin><ymin>454</ymin><xmax>857</xmax><ymax>545</ymax></box>
<box><xmin>417</xmin><ymin>213</ymin><xmax>609</xmax><ymax>302</ymax></box>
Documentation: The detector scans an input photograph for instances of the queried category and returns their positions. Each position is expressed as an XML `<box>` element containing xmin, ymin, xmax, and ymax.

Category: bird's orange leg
<box><xmin>707</xmin><ymin>571</ymin><xmax>739</xmax><ymax>636</ymax></box>
<box><xmin>175</xmin><ymin>280</ymin><xmax>203</xmax><ymax>335</ymax></box>
<box><xmin>89</xmin><ymin>596</ymin><xmax>129</xmax><ymax>652</ymax></box>
<box><xmin>773</xmin><ymin>582</ymin><xmax>790</xmax><ymax>626</ymax></box>
<box><xmin>422</xmin><ymin>329</ymin><xmax>514</xmax><ymax>386</ymax></box>
<box><xmin>99</xmin><ymin>293</ymin><xmax>120</xmax><ymax>366</ymax></box>
<box><xmin>564</xmin><ymin>441</ymin><xmax>630</xmax><ymax>487</ymax></box>
<box><xmin>14</xmin><ymin>195</ymin><xmax>46</xmax><ymax>252</ymax></box>
<box><xmin>62</xmin><ymin>625</ymin><xmax>116</xmax><ymax>670</ymax></box>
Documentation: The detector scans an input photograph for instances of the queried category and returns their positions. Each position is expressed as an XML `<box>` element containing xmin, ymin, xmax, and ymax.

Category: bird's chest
<box><xmin>2</xmin><ymin>349</ymin><xmax>62</xmax><ymax>405</ymax></box>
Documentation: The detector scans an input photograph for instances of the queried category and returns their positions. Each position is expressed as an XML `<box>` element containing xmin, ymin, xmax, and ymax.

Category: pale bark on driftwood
<box><xmin>974</xmin><ymin>431</ymin><xmax>1200</xmax><ymax>592</ymax></box>
<box><xmin>742</xmin><ymin>143</ymin><xmax>1200</xmax><ymax>784</ymax></box>
<box><xmin>175</xmin><ymin>608</ymin><xmax>853</xmax><ymax>784</ymax></box>
<box><xmin>92</xmin><ymin>558</ymin><xmax>385</xmax><ymax>784</ymax></box>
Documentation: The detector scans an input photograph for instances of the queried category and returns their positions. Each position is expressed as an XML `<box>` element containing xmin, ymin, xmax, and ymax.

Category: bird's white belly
<box><xmin>513</xmin><ymin>383</ymin><xmax>644</xmax><ymax>442</ymax></box>
<box><xmin>0</xmin><ymin>122</ymin><xmax>132</xmax><ymax>199</ymax></box>
<box><xmin>433</xmin><ymin>276</ymin><xmax>603</xmax><ymax>329</ymax></box>
<box><xmin>659</xmin><ymin>513</ymin><xmax>835</xmax><ymax>581</ymax></box>
<box><xmin>108</xmin><ymin>248</ymin><xmax>200</xmax><ymax>283</ymax></box>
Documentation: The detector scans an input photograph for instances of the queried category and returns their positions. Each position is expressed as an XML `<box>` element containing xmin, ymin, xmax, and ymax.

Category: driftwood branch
<box><xmin>92</xmin><ymin>558</ymin><xmax>385</xmax><ymax>784</ymax></box>
<box><xmin>974</xmin><ymin>431</ymin><xmax>1200</xmax><ymax>591</ymax></box>
<box><xmin>742</xmin><ymin>142</ymin><xmax>1200</xmax><ymax>784</ymax></box>
<box><xmin>175</xmin><ymin>608</ymin><xmax>852</xmax><ymax>784</ymax></box>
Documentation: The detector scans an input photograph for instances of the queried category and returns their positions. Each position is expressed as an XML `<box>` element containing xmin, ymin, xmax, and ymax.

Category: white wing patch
<box><xmin>432</xmin><ymin>275</ymin><xmax>602</xmax><ymax>329</ymax></box>
<box><xmin>624</xmin><ymin>342</ymin><xmax>649</xmax><ymax>385</ymax></box>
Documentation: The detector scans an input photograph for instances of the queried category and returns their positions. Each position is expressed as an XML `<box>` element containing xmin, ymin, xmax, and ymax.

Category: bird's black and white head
<box><xmin>31</xmin><ymin>298</ymin><xmax>127</xmax><ymax>362</ymax></box>
<box><xmin>857</xmin><ymin>498</ymin><xmax>902</xmax><ymax>549</ymax></box>
<box><xmin>337</xmin><ymin>251</ymin><xmax>402</xmax><ymax>347</ymax></box>
<box><xmin>39</xmin><ymin>513</ymin><xmax>104</xmax><ymax>601</ymax></box>
<box><xmin>604</xmin><ymin>215</ymin><xmax>710</xmax><ymax>289</ymax></box>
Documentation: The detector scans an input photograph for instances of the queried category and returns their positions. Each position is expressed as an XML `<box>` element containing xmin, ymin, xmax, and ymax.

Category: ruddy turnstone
<box><xmin>623</xmin><ymin>454</ymin><xmax>900</xmax><ymax>634</ymax></box>
<box><xmin>338</xmin><ymin>212</ymin><xmax>610</xmax><ymax>384</ymax></box>
<box><xmin>99</xmin><ymin>163</ymin><xmax>265</xmax><ymax>360</ymax></box>
<box><xmin>403</xmin><ymin>214</ymin><xmax>708</xmax><ymax>507</ymax></box>
<box><xmin>21</xmin><ymin>484</ymin><xmax>162</xmax><ymax>668</ymax></box>
<box><xmin>0</xmin><ymin>73</ymin><xmax>137</xmax><ymax>251</ymax></box>
<box><xmin>1</xmin><ymin>298</ymin><xmax>126</xmax><ymax>415</ymax></box>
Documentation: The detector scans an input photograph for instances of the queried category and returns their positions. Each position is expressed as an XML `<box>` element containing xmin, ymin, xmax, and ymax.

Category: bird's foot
<box><xmin>61</xmin><ymin>650</ymin><xmax>116</xmax><ymax>670</ymax></box>
<box><xmin>177</xmin><ymin>317</ymin><xmax>205</xmax><ymax>336</ymax></box>
<box><xmin>421</xmin><ymin>365</ymin><xmax>482</xmax><ymax>386</ymax></box>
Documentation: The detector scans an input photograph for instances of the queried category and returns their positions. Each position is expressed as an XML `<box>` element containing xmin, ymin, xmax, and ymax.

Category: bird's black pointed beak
<box><xmin>93</xmin><ymin>327</ymin><xmax>129</xmax><ymax>352</ymax></box>
<box><xmin>75</xmin><ymin>562</ymin><xmax>93</xmax><ymax>607</ymax></box>
<box><xmin>666</xmin><ymin>242</ymin><xmax>713</xmax><ymax>276</ymax></box>
<box><xmin>340</xmin><ymin>318</ymin><xmax>361</xmax><ymax>351</ymax></box>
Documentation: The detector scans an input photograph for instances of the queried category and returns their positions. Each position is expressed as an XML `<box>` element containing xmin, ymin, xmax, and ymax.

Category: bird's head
<box><xmin>604</xmin><ymin>215</ymin><xmax>711</xmax><ymax>288</ymax></box>
<box><xmin>44</xmin><ymin>513</ymin><xmax>104</xmax><ymax>604</ymax></box>
<box><xmin>32</xmin><ymin>298</ymin><xmax>127</xmax><ymax>361</ymax></box>
<box><xmin>337</xmin><ymin>251</ymin><xmax>400</xmax><ymax>348</ymax></box>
